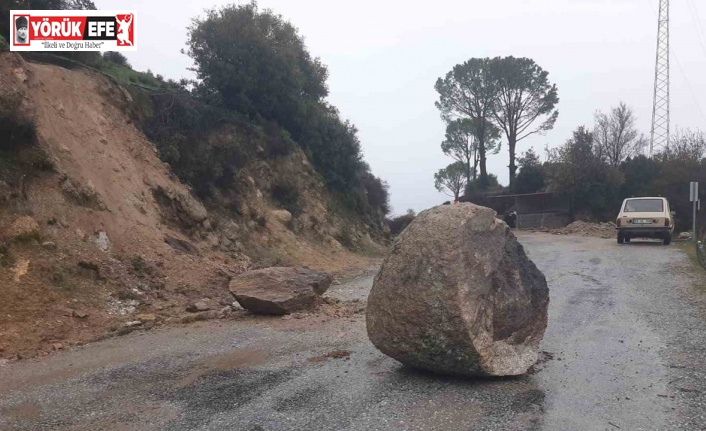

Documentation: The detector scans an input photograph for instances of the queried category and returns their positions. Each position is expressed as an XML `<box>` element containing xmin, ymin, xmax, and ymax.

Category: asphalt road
<box><xmin>1</xmin><ymin>233</ymin><xmax>706</xmax><ymax>431</ymax></box>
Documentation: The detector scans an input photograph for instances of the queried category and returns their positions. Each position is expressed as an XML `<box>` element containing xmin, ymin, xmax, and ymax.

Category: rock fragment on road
<box><xmin>229</xmin><ymin>267</ymin><xmax>333</xmax><ymax>315</ymax></box>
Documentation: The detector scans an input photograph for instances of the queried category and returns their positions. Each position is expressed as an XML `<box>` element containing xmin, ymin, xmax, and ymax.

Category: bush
<box><xmin>271</xmin><ymin>182</ymin><xmax>301</xmax><ymax>216</ymax></box>
<box><xmin>103</xmin><ymin>51</ymin><xmax>131</xmax><ymax>68</ymax></box>
<box><xmin>387</xmin><ymin>213</ymin><xmax>415</xmax><ymax>236</ymax></box>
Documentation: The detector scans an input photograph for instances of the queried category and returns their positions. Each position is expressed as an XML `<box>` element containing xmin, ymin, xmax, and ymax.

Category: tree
<box><xmin>514</xmin><ymin>148</ymin><xmax>545</xmax><ymax>194</ymax></box>
<box><xmin>658</xmin><ymin>128</ymin><xmax>706</xmax><ymax>163</ymax></box>
<box><xmin>545</xmin><ymin>126</ymin><xmax>623</xmax><ymax>220</ymax></box>
<box><xmin>440</xmin><ymin>118</ymin><xmax>500</xmax><ymax>183</ymax></box>
<box><xmin>434</xmin><ymin>161</ymin><xmax>468</xmax><ymax>201</ymax></box>
<box><xmin>489</xmin><ymin>57</ymin><xmax>559</xmax><ymax>188</ymax></box>
<box><xmin>186</xmin><ymin>2</ymin><xmax>328</xmax><ymax>139</ymax></box>
<box><xmin>593</xmin><ymin>102</ymin><xmax>646</xmax><ymax>166</ymax></box>
<box><xmin>435</xmin><ymin>58</ymin><xmax>501</xmax><ymax>189</ymax></box>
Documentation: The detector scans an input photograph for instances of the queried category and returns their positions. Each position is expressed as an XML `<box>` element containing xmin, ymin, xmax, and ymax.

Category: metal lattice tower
<box><xmin>650</xmin><ymin>0</ymin><xmax>670</xmax><ymax>156</ymax></box>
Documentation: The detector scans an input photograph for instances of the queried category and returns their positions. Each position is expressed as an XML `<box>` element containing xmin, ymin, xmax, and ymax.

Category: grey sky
<box><xmin>96</xmin><ymin>0</ymin><xmax>706</xmax><ymax>215</ymax></box>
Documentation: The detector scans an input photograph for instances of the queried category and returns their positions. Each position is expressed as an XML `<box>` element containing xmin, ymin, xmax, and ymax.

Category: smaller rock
<box><xmin>124</xmin><ymin>321</ymin><xmax>143</xmax><ymax>328</ymax></box>
<box><xmin>93</xmin><ymin>231</ymin><xmax>111</xmax><ymax>252</ymax></box>
<box><xmin>270</xmin><ymin>210</ymin><xmax>293</xmax><ymax>225</ymax></box>
<box><xmin>678</xmin><ymin>232</ymin><xmax>692</xmax><ymax>240</ymax></box>
<box><xmin>52</xmin><ymin>343</ymin><xmax>64</xmax><ymax>350</ymax></box>
<box><xmin>136</xmin><ymin>313</ymin><xmax>157</xmax><ymax>322</ymax></box>
<box><xmin>72</xmin><ymin>310</ymin><xmax>89</xmax><ymax>319</ymax></box>
<box><xmin>42</xmin><ymin>241</ymin><xmax>57</xmax><ymax>251</ymax></box>
<box><xmin>219</xmin><ymin>306</ymin><xmax>232</xmax><ymax>318</ymax></box>
<box><xmin>0</xmin><ymin>359</ymin><xmax>10</xmax><ymax>367</ymax></box>
<box><xmin>186</xmin><ymin>301</ymin><xmax>210</xmax><ymax>313</ymax></box>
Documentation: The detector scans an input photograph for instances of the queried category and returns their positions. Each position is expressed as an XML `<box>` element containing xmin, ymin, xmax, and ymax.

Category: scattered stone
<box><xmin>42</xmin><ymin>241</ymin><xmax>57</xmax><ymax>251</ymax></box>
<box><xmin>72</xmin><ymin>310</ymin><xmax>89</xmax><ymax>319</ymax></box>
<box><xmin>678</xmin><ymin>232</ymin><xmax>692</xmax><ymax>241</ymax></box>
<box><xmin>52</xmin><ymin>343</ymin><xmax>64</xmax><ymax>350</ymax></box>
<box><xmin>11</xmin><ymin>258</ymin><xmax>30</xmax><ymax>282</ymax></box>
<box><xmin>366</xmin><ymin>203</ymin><xmax>549</xmax><ymax>377</ymax></box>
<box><xmin>0</xmin><ymin>359</ymin><xmax>9</xmax><ymax>367</ymax></box>
<box><xmin>219</xmin><ymin>306</ymin><xmax>232</xmax><ymax>318</ymax></box>
<box><xmin>270</xmin><ymin>209</ymin><xmax>293</xmax><ymax>225</ymax></box>
<box><xmin>124</xmin><ymin>320</ymin><xmax>143</xmax><ymax>328</ymax></box>
<box><xmin>93</xmin><ymin>231</ymin><xmax>110</xmax><ymax>252</ymax></box>
<box><xmin>229</xmin><ymin>267</ymin><xmax>333</xmax><ymax>315</ymax></box>
<box><xmin>7</xmin><ymin>216</ymin><xmax>40</xmax><ymax>242</ymax></box>
<box><xmin>186</xmin><ymin>301</ymin><xmax>210</xmax><ymax>313</ymax></box>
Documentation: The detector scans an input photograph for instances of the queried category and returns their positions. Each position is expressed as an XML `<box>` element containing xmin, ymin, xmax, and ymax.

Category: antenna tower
<box><xmin>650</xmin><ymin>0</ymin><xmax>670</xmax><ymax>156</ymax></box>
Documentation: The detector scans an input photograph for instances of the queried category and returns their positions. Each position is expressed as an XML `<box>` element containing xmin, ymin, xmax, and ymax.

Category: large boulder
<box><xmin>229</xmin><ymin>267</ymin><xmax>333</xmax><ymax>315</ymax></box>
<box><xmin>366</xmin><ymin>203</ymin><xmax>549</xmax><ymax>377</ymax></box>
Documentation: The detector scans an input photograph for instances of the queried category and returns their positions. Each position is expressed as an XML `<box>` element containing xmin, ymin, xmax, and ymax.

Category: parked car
<box><xmin>615</xmin><ymin>197</ymin><xmax>675</xmax><ymax>245</ymax></box>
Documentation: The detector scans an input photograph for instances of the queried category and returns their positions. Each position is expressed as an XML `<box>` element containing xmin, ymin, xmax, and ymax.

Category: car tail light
<box><xmin>665</xmin><ymin>218</ymin><xmax>670</xmax><ymax>227</ymax></box>
<box><xmin>617</xmin><ymin>219</ymin><xmax>622</xmax><ymax>227</ymax></box>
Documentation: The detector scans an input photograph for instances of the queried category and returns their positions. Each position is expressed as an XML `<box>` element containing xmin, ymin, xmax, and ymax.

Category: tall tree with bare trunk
<box><xmin>435</xmin><ymin>58</ymin><xmax>500</xmax><ymax>189</ymax></box>
<box><xmin>489</xmin><ymin>57</ymin><xmax>559</xmax><ymax>188</ymax></box>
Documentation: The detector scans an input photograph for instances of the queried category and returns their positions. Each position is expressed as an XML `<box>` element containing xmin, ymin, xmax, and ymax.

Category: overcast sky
<box><xmin>96</xmin><ymin>0</ymin><xmax>706</xmax><ymax>215</ymax></box>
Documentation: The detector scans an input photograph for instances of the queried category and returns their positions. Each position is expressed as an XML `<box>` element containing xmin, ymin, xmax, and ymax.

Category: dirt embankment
<box><xmin>0</xmin><ymin>53</ymin><xmax>385</xmax><ymax>360</ymax></box>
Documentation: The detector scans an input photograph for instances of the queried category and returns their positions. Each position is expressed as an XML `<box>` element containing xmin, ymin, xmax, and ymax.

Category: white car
<box><xmin>615</xmin><ymin>197</ymin><xmax>675</xmax><ymax>245</ymax></box>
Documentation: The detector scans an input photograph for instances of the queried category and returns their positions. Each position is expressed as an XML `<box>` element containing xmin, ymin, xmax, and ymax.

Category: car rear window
<box><xmin>623</xmin><ymin>199</ymin><xmax>664</xmax><ymax>212</ymax></box>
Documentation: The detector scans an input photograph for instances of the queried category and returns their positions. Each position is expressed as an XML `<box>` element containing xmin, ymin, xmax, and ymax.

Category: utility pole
<box><xmin>650</xmin><ymin>0</ymin><xmax>670</xmax><ymax>157</ymax></box>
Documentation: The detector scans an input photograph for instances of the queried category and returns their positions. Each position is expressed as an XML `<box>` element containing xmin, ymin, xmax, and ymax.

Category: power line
<box><xmin>686</xmin><ymin>0</ymin><xmax>706</xmax><ymax>61</ymax></box>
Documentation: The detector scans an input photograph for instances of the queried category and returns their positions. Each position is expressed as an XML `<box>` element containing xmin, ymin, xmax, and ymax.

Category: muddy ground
<box><xmin>1</xmin><ymin>233</ymin><xmax>706</xmax><ymax>430</ymax></box>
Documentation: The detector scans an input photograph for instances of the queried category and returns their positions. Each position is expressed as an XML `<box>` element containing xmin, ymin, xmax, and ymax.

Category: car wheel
<box><xmin>625</xmin><ymin>237</ymin><xmax>631</xmax><ymax>243</ymax></box>
<box><xmin>617</xmin><ymin>233</ymin><xmax>624</xmax><ymax>244</ymax></box>
<box><xmin>663</xmin><ymin>234</ymin><xmax>672</xmax><ymax>245</ymax></box>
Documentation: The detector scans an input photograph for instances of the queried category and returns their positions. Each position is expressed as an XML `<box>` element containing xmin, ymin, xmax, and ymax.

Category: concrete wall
<box><xmin>517</xmin><ymin>213</ymin><xmax>570</xmax><ymax>230</ymax></box>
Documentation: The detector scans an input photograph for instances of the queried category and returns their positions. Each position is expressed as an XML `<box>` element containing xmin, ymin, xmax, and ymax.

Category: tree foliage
<box><xmin>434</xmin><ymin>161</ymin><xmax>468</xmax><ymax>200</ymax></box>
<box><xmin>545</xmin><ymin>126</ymin><xmax>623</xmax><ymax>219</ymax></box>
<box><xmin>186</xmin><ymin>2</ymin><xmax>328</xmax><ymax>139</ymax></box>
<box><xmin>440</xmin><ymin>118</ymin><xmax>500</xmax><ymax>184</ymax></box>
<box><xmin>514</xmin><ymin>148</ymin><xmax>545</xmax><ymax>194</ymax></box>
<box><xmin>489</xmin><ymin>56</ymin><xmax>559</xmax><ymax>187</ymax></box>
<box><xmin>182</xmin><ymin>2</ymin><xmax>388</xmax><ymax>219</ymax></box>
<box><xmin>593</xmin><ymin>102</ymin><xmax>646</xmax><ymax>166</ymax></box>
<box><xmin>435</xmin><ymin>58</ymin><xmax>500</xmax><ymax>188</ymax></box>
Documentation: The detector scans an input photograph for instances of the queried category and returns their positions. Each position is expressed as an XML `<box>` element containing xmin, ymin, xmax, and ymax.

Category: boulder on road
<box><xmin>229</xmin><ymin>267</ymin><xmax>333</xmax><ymax>315</ymax></box>
<box><xmin>366</xmin><ymin>203</ymin><xmax>549</xmax><ymax>377</ymax></box>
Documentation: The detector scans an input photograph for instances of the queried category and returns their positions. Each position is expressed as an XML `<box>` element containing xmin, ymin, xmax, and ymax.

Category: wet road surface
<box><xmin>1</xmin><ymin>233</ymin><xmax>705</xmax><ymax>430</ymax></box>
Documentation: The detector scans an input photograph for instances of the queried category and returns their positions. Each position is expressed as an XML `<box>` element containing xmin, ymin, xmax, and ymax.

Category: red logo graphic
<box><xmin>115</xmin><ymin>13</ymin><xmax>133</xmax><ymax>46</ymax></box>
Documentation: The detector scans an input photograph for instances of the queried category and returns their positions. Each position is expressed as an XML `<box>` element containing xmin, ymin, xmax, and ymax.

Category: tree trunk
<box><xmin>508</xmin><ymin>136</ymin><xmax>517</xmax><ymax>188</ymax></box>
<box><xmin>479</xmin><ymin>142</ymin><xmax>488</xmax><ymax>189</ymax></box>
